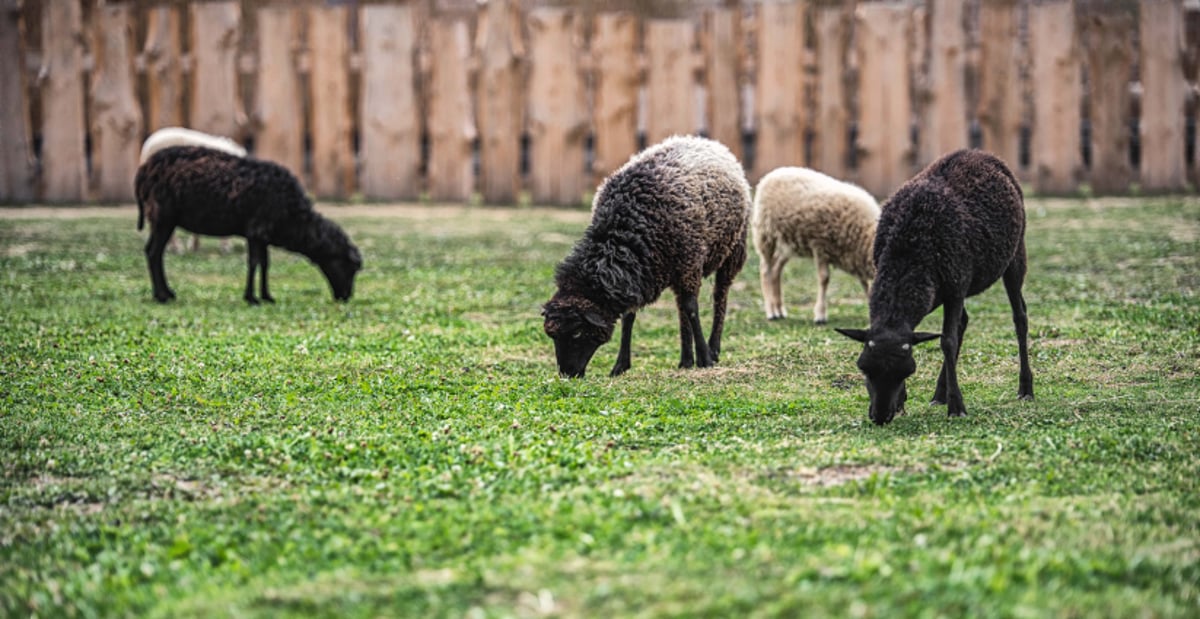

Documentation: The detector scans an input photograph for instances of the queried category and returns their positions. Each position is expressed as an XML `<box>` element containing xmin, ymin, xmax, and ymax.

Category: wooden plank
<box><xmin>645</xmin><ymin>19</ymin><xmax>698</xmax><ymax>145</ymax></box>
<box><xmin>0</xmin><ymin>0</ymin><xmax>33</xmax><ymax>201</ymax></box>
<box><xmin>856</xmin><ymin>3</ymin><xmax>913</xmax><ymax>198</ymax></box>
<box><xmin>977</xmin><ymin>0</ymin><xmax>1023</xmax><ymax>173</ymax></box>
<box><xmin>253</xmin><ymin>6</ymin><xmax>303</xmax><ymax>178</ymax></box>
<box><xmin>812</xmin><ymin>4</ymin><xmax>850</xmax><ymax>179</ymax></box>
<box><xmin>309</xmin><ymin>5</ymin><xmax>355</xmax><ymax>198</ymax></box>
<box><xmin>1029</xmin><ymin>0</ymin><xmax>1082</xmax><ymax>194</ymax></box>
<box><xmin>475</xmin><ymin>0</ymin><xmax>523</xmax><ymax>204</ymax></box>
<box><xmin>1082</xmin><ymin>6</ymin><xmax>1134</xmax><ymax>193</ymax></box>
<box><xmin>190</xmin><ymin>2</ymin><xmax>242</xmax><ymax>140</ymax></box>
<box><xmin>754</xmin><ymin>0</ymin><xmax>806</xmax><ymax>181</ymax></box>
<box><xmin>1189</xmin><ymin>4</ymin><xmax>1200</xmax><ymax>187</ymax></box>
<box><xmin>922</xmin><ymin>0</ymin><xmax>969</xmax><ymax>164</ymax></box>
<box><xmin>703</xmin><ymin>6</ymin><xmax>742</xmax><ymax>160</ymax></box>
<box><xmin>40</xmin><ymin>0</ymin><xmax>87</xmax><ymax>202</ymax></box>
<box><xmin>590</xmin><ymin>12</ymin><xmax>639</xmax><ymax>181</ymax></box>
<box><xmin>359</xmin><ymin>3</ymin><xmax>421</xmax><ymax>200</ymax></box>
<box><xmin>527</xmin><ymin>7</ymin><xmax>588</xmax><ymax>206</ymax></box>
<box><xmin>90</xmin><ymin>3</ymin><xmax>142</xmax><ymax>202</ymax></box>
<box><xmin>143</xmin><ymin>5</ymin><xmax>184</xmax><ymax>132</ymax></box>
<box><xmin>427</xmin><ymin>15</ymin><xmax>475</xmax><ymax>202</ymax></box>
<box><xmin>1139</xmin><ymin>0</ymin><xmax>1188</xmax><ymax>191</ymax></box>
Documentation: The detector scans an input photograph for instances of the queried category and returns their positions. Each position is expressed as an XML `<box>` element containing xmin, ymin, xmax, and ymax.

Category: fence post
<box><xmin>0</xmin><ymin>0</ymin><xmax>33</xmax><ymax>202</ymax></box>
<box><xmin>645</xmin><ymin>18</ymin><xmax>698</xmax><ymax>144</ymax></box>
<box><xmin>704</xmin><ymin>5</ymin><xmax>742</xmax><ymax>161</ymax></box>
<box><xmin>1082</xmin><ymin>5</ymin><xmax>1134</xmax><ymax>194</ymax></box>
<box><xmin>428</xmin><ymin>15</ymin><xmax>475</xmax><ymax>202</ymax></box>
<box><xmin>591</xmin><ymin>12</ymin><xmax>639</xmax><ymax>183</ymax></box>
<box><xmin>856</xmin><ymin>2</ymin><xmax>913</xmax><ymax>198</ymax></box>
<box><xmin>475</xmin><ymin>0</ymin><xmax>523</xmax><ymax>204</ymax></box>
<box><xmin>753</xmin><ymin>0</ymin><xmax>807</xmax><ymax>181</ymax></box>
<box><xmin>922</xmin><ymin>0</ymin><xmax>969</xmax><ymax>165</ymax></box>
<box><xmin>528</xmin><ymin>7</ymin><xmax>588</xmax><ymax>206</ymax></box>
<box><xmin>309</xmin><ymin>5</ymin><xmax>355</xmax><ymax>198</ymax></box>
<box><xmin>190</xmin><ymin>2</ymin><xmax>243</xmax><ymax>143</ymax></box>
<box><xmin>359</xmin><ymin>2</ymin><xmax>421</xmax><ymax>201</ymax></box>
<box><xmin>812</xmin><ymin>2</ymin><xmax>850</xmax><ymax>180</ymax></box>
<box><xmin>1139</xmin><ymin>0</ymin><xmax>1188</xmax><ymax>191</ymax></box>
<box><xmin>1029</xmin><ymin>0</ymin><xmax>1082</xmax><ymax>194</ymax></box>
<box><xmin>977</xmin><ymin>0</ymin><xmax>1023</xmax><ymax>174</ymax></box>
<box><xmin>40</xmin><ymin>0</ymin><xmax>88</xmax><ymax>202</ymax></box>
<box><xmin>254</xmin><ymin>6</ymin><xmax>304</xmax><ymax>178</ymax></box>
<box><xmin>90</xmin><ymin>3</ymin><xmax>142</xmax><ymax>202</ymax></box>
<box><xmin>143</xmin><ymin>5</ymin><xmax>184</xmax><ymax>133</ymax></box>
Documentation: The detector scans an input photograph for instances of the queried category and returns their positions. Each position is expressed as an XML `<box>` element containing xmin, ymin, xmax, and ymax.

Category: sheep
<box><xmin>752</xmin><ymin>166</ymin><xmax>881</xmax><ymax>323</ymax></box>
<box><xmin>139</xmin><ymin>127</ymin><xmax>248</xmax><ymax>254</ymax></box>
<box><xmin>835</xmin><ymin>149</ymin><xmax>1034</xmax><ymax>424</ymax></box>
<box><xmin>542</xmin><ymin>135</ymin><xmax>751</xmax><ymax>378</ymax></box>
<box><xmin>136</xmin><ymin>145</ymin><xmax>362</xmax><ymax>304</ymax></box>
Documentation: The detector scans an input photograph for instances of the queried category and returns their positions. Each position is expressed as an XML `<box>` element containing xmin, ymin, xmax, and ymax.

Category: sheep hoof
<box><xmin>609</xmin><ymin>364</ymin><xmax>630</xmax><ymax>377</ymax></box>
<box><xmin>931</xmin><ymin>397</ymin><xmax>947</xmax><ymax>406</ymax></box>
<box><xmin>947</xmin><ymin>408</ymin><xmax>967</xmax><ymax>418</ymax></box>
<box><xmin>262</xmin><ymin>295</ymin><xmax>276</xmax><ymax>304</ymax></box>
<box><xmin>244</xmin><ymin>296</ymin><xmax>260</xmax><ymax>305</ymax></box>
<box><xmin>814</xmin><ymin>318</ymin><xmax>828</xmax><ymax>325</ymax></box>
<box><xmin>1018</xmin><ymin>393</ymin><xmax>1035</xmax><ymax>401</ymax></box>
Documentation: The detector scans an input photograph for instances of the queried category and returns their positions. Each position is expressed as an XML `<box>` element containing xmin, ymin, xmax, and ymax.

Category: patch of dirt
<box><xmin>778</xmin><ymin>464</ymin><xmax>900</xmax><ymax>487</ymax></box>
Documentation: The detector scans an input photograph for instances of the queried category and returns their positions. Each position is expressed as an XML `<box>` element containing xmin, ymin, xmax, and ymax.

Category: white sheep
<box><xmin>138</xmin><ymin>127</ymin><xmax>248</xmax><ymax>254</ymax></box>
<box><xmin>752</xmin><ymin>166</ymin><xmax>881</xmax><ymax>324</ymax></box>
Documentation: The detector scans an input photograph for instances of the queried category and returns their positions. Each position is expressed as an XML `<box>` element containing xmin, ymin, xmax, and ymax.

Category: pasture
<box><xmin>1</xmin><ymin>196</ymin><xmax>1198</xmax><ymax>617</ymax></box>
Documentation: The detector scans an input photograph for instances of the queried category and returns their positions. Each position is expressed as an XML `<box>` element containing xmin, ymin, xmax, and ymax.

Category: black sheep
<box><xmin>136</xmin><ymin>146</ymin><xmax>362</xmax><ymax>304</ymax></box>
<box><xmin>542</xmin><ymin>136</ymin><xmax>751</xmax><ymax>378</ymax></box>
<box><xmin>836</xmin><ymin>149</ymin><xmax>1034</xmax><ymax>424</ymax></box>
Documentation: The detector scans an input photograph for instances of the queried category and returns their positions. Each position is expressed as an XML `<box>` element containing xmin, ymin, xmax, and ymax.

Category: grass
<box><xmin>1</xmin><ymin>196</ymin><xmax>1198</xmax><ymax>618</ymax></box>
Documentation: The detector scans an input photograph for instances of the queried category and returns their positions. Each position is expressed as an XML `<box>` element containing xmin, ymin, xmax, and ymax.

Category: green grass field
<box><xmin>1</xmin><ymin>197</ymin><xmax>1198</xmax><ymax>618</ymax></box>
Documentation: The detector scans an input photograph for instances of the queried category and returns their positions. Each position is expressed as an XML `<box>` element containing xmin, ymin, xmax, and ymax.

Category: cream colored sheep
<box><xmin>752</xmin><ymin>166</ymin><xmax>880</xmax><ymax>323</ymax></box>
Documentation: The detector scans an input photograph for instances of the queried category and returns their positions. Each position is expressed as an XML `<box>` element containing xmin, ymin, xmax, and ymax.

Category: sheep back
<box><xmin>753</xmin><ymin>166</ymin><xmax>880</xmax><ymax>282</ymax></box>
<box><xmin>139</xmin><ymin>127</ymin><xmax>246</xmax><ymax>165</ymax></box>
<box><xmin>557</xmin><ymin>135</ymin><xmax>751</xmax><ymax>313</ymax></box>
<box><xmin>871</xmin><ymin>149</ymin><xmax>1025</xmax><ymax>320</ymax></box>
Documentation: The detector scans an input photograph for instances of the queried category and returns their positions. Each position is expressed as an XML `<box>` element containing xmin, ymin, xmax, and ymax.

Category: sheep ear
<box><xmin>835</xmin><ymin>328</ymin><xmax>869</xmax><ymax>343</ymax></box>
<box><xmin>912</xmin><ymin>332</ymin><xmax>941</xmax><ymax>345</ymax></box>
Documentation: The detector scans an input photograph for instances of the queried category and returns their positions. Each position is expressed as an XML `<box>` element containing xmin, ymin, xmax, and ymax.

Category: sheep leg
<box><xmin>145</xmin><ymin>228</ymin><xmax>175</xmax><ymax>302</ymax></box>
<box><xmin>610</xmin><ymin>312</ymin><xmax>636</xmax><ymax>377</ymax></box>
<box><xmin>813</xmin><ymin>251</ymin><xmax>830</xmax><ymax>324</ymax></box>
<box><xmin>759</xmin><ymin>251</ymin><xmax>788</xmax><ymax>320</ymax></box>
<box><xmin>257</xmin><ymin>243</ymin><xmax>275</xmax><ymax>303</ymax></box>
<box><xmin>677</xmin><ymin>291</ymin><xmax>712</xmax><ymax>369</ymax></box>
<box><xmin>938</xmin><ymin>296</ymin><xmax>967</xmax><ymax>417</ymax></box>
<box><xmin>243</xmin><ymin>239</ymin><xmax>265</xmax><ymax>305</ymax></box>
<box><xmin>709</xmin><ymin>246</ymin><xmax>745</xmax><ymax>363</ymax></box>
<box><xmin>1004</xmin><ymin>248</ymin><xmax>1034</xmax><ymax>401</ymax></box>
<box><xmin>933</xmin><ymin>307</ymin><xmax>968</xmax><ymax>404</ymax></box>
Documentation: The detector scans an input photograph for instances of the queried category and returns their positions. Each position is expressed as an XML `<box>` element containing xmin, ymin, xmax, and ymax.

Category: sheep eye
<box><xmin>901</xmin><ymin>343</ymin><xmax>911</xmax><ymax>351</ymax></box>
<box><xmin>867</xmin><ymin>340</ymin><xmax>876</xmax><ymax>348</ymax></box>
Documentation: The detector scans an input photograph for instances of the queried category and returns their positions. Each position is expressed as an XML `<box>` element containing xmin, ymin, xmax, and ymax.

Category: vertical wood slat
<box><xmin>645</xmin><ymin>19</ymin><xmax>697</xmax><ymax>144</ymax></box>
<box><xmin>90</xmin><ymin>4</ymin><xmax>142</xmax><ymax>202</ymax></box>
<box><xmin>590</xmin><ymin>12</ymin><xmax>639</xmax><ymax>182</ymax></box>
<box><xmin>977</xmin><ymin>0</ymin><xmax>1023</xmax><ymax>173</ymax></box>
<box><xmin>856</xmin><ymin>3</ymin><xmax>913</xmax><ymax>198</ymax></box>
<box><xmin>754</xmin><ymin>0</ymin><xmax>806</xmax><ymax>181</ymax></box>
<box><xmin>40</xmin><ymin>0</ymin><xmax>87</xmax><ymax>202</ymax></box>
<box><xmin>1189</xmin><ymin>4</ymin><xmax>1200</xmax><ymax>188</ymax></box>
<box><xmin>1083</xmin><ymin>6</ymin><xmax>1134</xmax><ymax>193</ymax></box>
<box><xmin>475</xmin><ymin>0</ymin><xmax>523</xmax><ymax>204</ymax></box>
<box><xmin>922</xmin><ymin>0</ymin><xmax>969</xmax><ymax>165</ymax></box>
<box><xmin>527</xmin><ymin>7</ymin><xmax>588</xmax><ymax>206</ymax></box>
<box><xmin>359</xmin><ymin>3</ymin><xmax>420</xmax><ymax>200</ymax></box>
<box><xmin>309</xmin><ymin>6</ymin><xmax>355</xmax><ymax>198</ymax></box>
<box><xmin>704</xmin><ymin>6</ymin><xmax>742</xmax><ymax>160</ymax></box>
<box><xmin>190</xmin><ymin>2</ymin><xmax>242</xmax><ymax>140</ymax></box>
<box><xmin>427</xmin><ymin>16</ymin><xmax>475</xmax><ymax>202</ymax></box>
<box><xmin>0</xmin><ymin>0</ymin><xmax>33</xmax><ymax>201</ymax></box>
<box><xmin>254</xmin><ymin>6</ymin><xmax>303</xmax><ymax>177</ymax></box>
<box><xmin>1139</xmin><ymin>0</ymin><xmax>1188</xmax><ymax>191</ymax></box>
<box><xmin>143</xmin><ymin>5</ymin><xmax>184</xmax><ymax>132</ymax></box>
<box><xmin>1029</xmin><ymin>0</ymin><xmax>1081</xmax><ymax>194</ymax></box>
<box><xmin>812</xmin><ymin>4</ymin><xmax>850</xmax><ymax>179</ymax></box>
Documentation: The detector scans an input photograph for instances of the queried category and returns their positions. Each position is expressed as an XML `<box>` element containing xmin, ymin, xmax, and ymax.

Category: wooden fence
<box><xmin>1</xmin><ymin>0</ymin><xmax>1198</xmax><ymax>205</ymax></box>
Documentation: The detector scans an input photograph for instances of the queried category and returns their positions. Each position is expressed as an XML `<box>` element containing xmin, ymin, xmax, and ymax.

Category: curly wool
<box><xmin>752</xmin><ymin>166</ymin><xmax>880</xmax><ymax>321</ymax></box>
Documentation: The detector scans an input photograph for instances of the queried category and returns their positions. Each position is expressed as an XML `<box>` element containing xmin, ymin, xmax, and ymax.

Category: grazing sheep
<box><xmin>542</xmin><ymin>135</ymin><xmax>751</xmax><ymax>378</ymax></box>
<box><xmin>139</xmin><ymin>127</ymin><xmax>248</xmax><ymax>254</ymax></box>
<box><xmin>835</xmin><ymin>149</ymin><xmax>1034</xmax><ymax>424</ymax></box>
<box><xmin>752</xmin><ymin>166</ymin><xmax>880</xmax><ymax>323</ymax></box>
<box><xmin>136</xmin><ymin>146</ymin><xmax>362</xmax><ymax>304</ymax></box>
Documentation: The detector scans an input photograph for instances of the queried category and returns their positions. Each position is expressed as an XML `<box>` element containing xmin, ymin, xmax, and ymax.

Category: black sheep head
<box><xmin>836</xmin><ymin>327</ymin><xmax>940</xmax><ymax>425</ymax></box>
<box><xmin>542</xmin><ymin>294</ymin><xmax>614</xmax><ymax>378</ymax></box>
<box><xmin>317</xmin><ymin>245</ymin><xmax>363</xmax><ymax>302</ymax></box>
